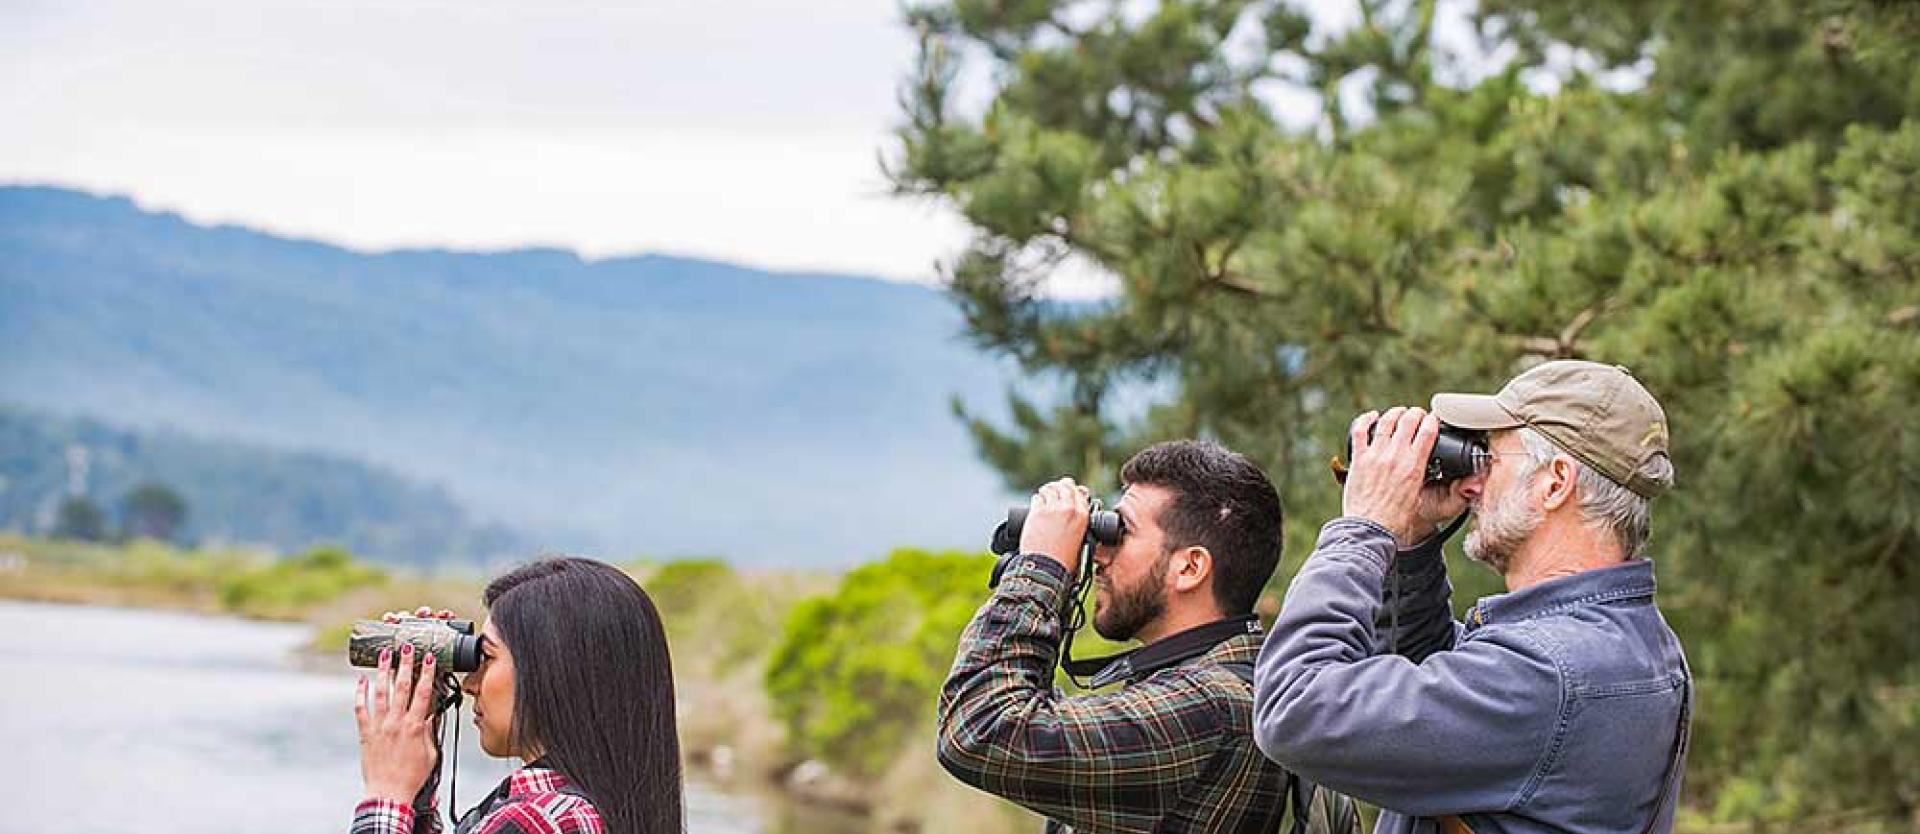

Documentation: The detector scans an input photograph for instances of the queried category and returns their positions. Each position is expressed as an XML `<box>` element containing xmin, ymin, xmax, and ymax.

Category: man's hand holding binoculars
<box><xmin>1019</xmin><ymin>477</ymin><xmax>1095</xmax><ymax>575</ymax></box>
<box><xmin>1341</xmin><ymin>407</ymin><xmax>1444</xmax><ymax>548</ymax></box>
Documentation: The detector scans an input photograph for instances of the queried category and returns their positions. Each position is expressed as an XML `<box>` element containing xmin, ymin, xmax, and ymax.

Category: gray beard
<box><xmin>1465</xmin><ymin>484</ymin><xmax>1544</xmax><ymax>576</ymax></box>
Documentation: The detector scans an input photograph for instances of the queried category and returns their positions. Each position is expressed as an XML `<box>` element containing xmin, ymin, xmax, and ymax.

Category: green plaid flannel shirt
<box><xmin>937</xmin><ymin>554</ymin><xmax>1292</xmax><ymax>834</ymax></box>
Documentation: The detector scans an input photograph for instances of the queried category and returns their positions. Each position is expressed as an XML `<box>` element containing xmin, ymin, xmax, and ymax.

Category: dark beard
<box><xmin>1093</xmin><ymin>552</ymin><xmax>1170</xmax><ymax>641</ymax></box>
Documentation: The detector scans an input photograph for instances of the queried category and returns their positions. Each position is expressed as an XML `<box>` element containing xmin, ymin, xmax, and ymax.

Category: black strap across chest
<box><xmin>1065</xmin><ymin>614</ymin><xmax>1264</xmax><ymax>689</ymax></box>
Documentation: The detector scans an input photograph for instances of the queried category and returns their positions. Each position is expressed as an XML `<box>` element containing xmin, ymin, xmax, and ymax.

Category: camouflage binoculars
<box><xmin>347</xmin><ymin>616</ymin><xmax>484</xmax><ymax>673</ymax></box>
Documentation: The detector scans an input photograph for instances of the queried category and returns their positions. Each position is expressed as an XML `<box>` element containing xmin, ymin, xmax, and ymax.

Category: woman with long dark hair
<box><xmin>351</xmin><ymin>557</ymin><xmax>684</xmax><ymax>834</ymax></box>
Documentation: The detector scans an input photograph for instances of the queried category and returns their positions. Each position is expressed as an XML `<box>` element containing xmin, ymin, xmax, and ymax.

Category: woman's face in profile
<box><xmin>461</xmin><ymin>617</ymin><xmax>519</xmax><ymax>757</ymax></box>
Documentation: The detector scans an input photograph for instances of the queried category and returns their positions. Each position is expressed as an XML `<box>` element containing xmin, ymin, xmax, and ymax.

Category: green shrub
<box><xmin>644</xmin><ymin>558</ymin><xmax>739</xmax><ymax>621</ymax></box>
<box><xmin>218</xmin><ymin>544</ymin><xmax>387</xmax><ymax>616</ymax></box>
<box><xmin>764</xmin><ymin>548</ymin><xmax>994</xmax><ymax>778</ymax></box>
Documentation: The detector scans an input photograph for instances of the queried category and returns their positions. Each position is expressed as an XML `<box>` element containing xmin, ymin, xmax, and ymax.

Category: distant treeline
<box><xmin>0</xmin><ymin>405</ymin><xmax>521</xmax><ymax>564</ymax></box>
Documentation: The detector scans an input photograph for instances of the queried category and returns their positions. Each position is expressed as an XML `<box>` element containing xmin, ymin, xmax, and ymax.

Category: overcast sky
<box><xmin>5</xmin><ymin>1</ymin><xmax>1562</xmax><ymax>296</ymax></box>
<box><xmin>3</xmin><ymin>0</ymin><xmax>1005</xmax><ymax>285</ymax></box>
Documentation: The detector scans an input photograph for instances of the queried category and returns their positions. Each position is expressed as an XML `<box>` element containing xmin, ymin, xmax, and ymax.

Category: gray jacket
<box><xmin>1252</xmin><ymin>518</ymin><xmax>1690</xmax><ymax>834</ymax></box>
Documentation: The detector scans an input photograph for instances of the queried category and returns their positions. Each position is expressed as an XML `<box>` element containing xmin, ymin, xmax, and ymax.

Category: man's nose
<box><xmin>1456</xmin><ymin>472</ymin><xmax>1487</xmax><ymax>503</ymax></box>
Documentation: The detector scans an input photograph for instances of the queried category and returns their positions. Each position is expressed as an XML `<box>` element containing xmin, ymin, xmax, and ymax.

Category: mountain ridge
<box><xmin>0</xmin><ymin>184</ymin><xmax>1016</xmax><ymax>565</ymax></box>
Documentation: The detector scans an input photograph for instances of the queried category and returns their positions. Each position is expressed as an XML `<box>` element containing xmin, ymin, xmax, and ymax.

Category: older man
<box><xmin>1253</xmin><ymin>361</ymin><xmax>1691</xmax><ymax>833</ymax></box>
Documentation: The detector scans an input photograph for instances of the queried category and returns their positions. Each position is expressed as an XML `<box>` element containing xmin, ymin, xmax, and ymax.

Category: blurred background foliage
<box><xmin>216</xmin><ymin>544</ymin><xmax>388</xmax><ymax>618</ymax></box>
<box><xmin>764</xmin><ymin>548</ymin><xmax>995</xmax><ymax>779</ymax></box>
<box><xmin>889</xmin><ymin>0</ymin><xmax>1917</xmax><ymax>825</ymax></box>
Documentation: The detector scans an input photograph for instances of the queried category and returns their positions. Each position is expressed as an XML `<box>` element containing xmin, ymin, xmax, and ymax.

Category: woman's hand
<box><xmin>355</xmin><ymin>640</ymin><xmax>442</xmax><ymax>804</ymax></box>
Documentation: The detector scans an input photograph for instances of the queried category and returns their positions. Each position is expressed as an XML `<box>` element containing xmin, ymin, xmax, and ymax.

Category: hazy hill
<box><xmin>0</xmin><ymin>405</ymin><xmax>519</xmax><ymax>563</ymax></box>
<box><xmin>0</xmin><ymin>185</ymin><xmax>1017</xmax><ymax>565</ymax></box>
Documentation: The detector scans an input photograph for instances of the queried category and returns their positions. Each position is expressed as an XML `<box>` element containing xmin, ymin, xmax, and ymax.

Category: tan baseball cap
<box><xmin>1430</xmin><ymin>360</ymin><xmax>1674</xmax><ymax>498</ymax></box>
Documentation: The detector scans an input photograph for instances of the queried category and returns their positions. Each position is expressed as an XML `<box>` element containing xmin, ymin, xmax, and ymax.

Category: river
<box><xmin>0</xmin><ymin>599</ymin><xmax>843</xmax><ymax>834</ymax></box>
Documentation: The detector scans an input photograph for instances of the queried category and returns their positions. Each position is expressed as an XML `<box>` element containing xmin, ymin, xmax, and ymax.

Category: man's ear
<box><xmin>1541</xmin><ymin>455</ymin><xmax>1579</xmax><ymax>512</ymax></box>
<box><xmin>1172</xmin><ymin>546</ymin><xmax>1212</xmax><ymax>594</ymax></box>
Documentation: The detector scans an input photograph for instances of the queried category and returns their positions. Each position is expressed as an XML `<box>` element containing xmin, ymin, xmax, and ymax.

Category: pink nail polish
<box><xmin>401</xmin><ymin>643</ymin><xmax>413</xmax><ymax>656</ymax></box>
<box><xmin>424</xmin><ymin>652</ymin><xmax>435</xmax><ymax>666</ymax></box>
<box><xmin>379</xmin><ymin>648</ymin><xmax>392</xmax><ymax>663</ymax></box>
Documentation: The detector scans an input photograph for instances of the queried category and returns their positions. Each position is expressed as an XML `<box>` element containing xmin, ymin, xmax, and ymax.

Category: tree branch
<box><xmin>1559</xmin><ymin>303</ymin><xmax>1604</xmax><ymax>346</ymax></box>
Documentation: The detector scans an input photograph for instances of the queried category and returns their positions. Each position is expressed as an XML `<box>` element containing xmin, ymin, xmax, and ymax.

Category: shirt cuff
<box><xmin>998</xmin><ymin>552</ymin><xmax>1072</xmax><ymax>598</ymax></box>
<box><xmin>352</xmin><ymin>798</ymin><xmax>415</xmax><ymax>834</ymax></box>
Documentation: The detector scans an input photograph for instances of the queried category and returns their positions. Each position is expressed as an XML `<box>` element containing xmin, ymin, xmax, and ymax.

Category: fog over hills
<box><xmin>0</xmin><ymin>185</ymin><xmax>1019</xmax><ymax>565</ymax></box>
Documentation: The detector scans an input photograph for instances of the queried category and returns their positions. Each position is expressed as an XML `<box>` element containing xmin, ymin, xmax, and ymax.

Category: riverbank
<box><xmin>0</xmin><ymin>535</ymin><xmax>1034</xmax><ymax>834</ymax></box>
<box><xmin>0</xmin><ymin>596</ymin><xmax>849</xmax><ymax>834</ymax></box>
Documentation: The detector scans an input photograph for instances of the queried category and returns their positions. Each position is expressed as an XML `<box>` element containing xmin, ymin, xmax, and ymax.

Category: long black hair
<box><xmin>484</xmin><ymin>557</ymin><xmax>683</xmax><ymax>834</ymax></box>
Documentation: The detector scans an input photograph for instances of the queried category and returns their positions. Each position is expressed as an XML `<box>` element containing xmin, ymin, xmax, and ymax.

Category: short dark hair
<box><xmin>1120</xmin><ymin>440</ymin><xmax>1283</xmax><ymax>615</ymax></box>
<box><xmin>485</xmin><ymin>557</ymin><xmax>683</xmax><ymax>834</ymax></box>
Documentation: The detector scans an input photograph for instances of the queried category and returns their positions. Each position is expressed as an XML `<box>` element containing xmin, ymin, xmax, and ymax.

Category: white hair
<box><xmin>1516</xmin><ymin>428</ymin><xmax>1666</xmax><ymax>559</ymax></box>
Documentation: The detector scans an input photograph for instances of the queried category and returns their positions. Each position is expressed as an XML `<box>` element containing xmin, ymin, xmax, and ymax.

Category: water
<box><xmin>0</xmin><ymin>600</ymin><xmax>829</xmax><ymax>834</ymax></box>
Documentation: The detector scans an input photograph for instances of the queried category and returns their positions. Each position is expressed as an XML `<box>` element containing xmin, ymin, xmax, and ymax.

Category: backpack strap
<box><xmin>1287</xmin><ymin>773</ymin><xmax>1310</xmax><ymax>834</ymax></box>
<box><xmin>1641</xmin><ymin>651</ymin><xmax>1692</xmax><ymax>834</ymax></box>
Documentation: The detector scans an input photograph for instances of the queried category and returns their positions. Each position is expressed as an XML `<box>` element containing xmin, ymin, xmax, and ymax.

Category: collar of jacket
<box><xmin>1072</xmin><ymin>614</ymin><xmax>1264</xmax><ymax>689</ymax></box>
<box><xmin>1466</xmin><ymin>558</ymin><xmax>1658</xmax><ymax>629</ymax></box>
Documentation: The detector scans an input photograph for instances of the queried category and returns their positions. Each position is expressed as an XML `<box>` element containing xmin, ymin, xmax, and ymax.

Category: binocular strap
<box><xmin>1065</xmin><ymin>615</ymin><xmax>1264</xmax><ymax>689</ymax></box>
<box><xmin>425</xmin><ymin>676</ymin><xmax>463</xmax><ymax>828</ymax></box>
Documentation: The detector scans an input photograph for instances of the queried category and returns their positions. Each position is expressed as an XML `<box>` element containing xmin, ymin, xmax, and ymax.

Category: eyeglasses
<box><xmin>1469</xmin><ymin>449</ymin><xmax>1532</xmax><ymax>476</ymax></box>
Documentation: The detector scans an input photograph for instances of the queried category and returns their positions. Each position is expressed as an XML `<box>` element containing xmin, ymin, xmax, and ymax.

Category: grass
<box><xmin>0</xmin><ymin>535</ymin><xmax>1035</xmax><ymax>833</ymax></box>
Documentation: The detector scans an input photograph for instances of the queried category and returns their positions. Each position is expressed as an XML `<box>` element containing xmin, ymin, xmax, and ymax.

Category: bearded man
<box><xmin>1253</xmin><ymin>361</ymin><xmax>1693</xmax><ymax>834</ymax></box>
<box><xmin>937</xmin><ymin>440</ymin><xmax>1306</xmax><ymax>833</ymax></box>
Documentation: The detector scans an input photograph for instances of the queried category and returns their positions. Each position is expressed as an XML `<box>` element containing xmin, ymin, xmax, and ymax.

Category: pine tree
<box><xmin>891</xmin><ymin>0</ymin><xmax>1917</xmax><ymax>823</ymax></box>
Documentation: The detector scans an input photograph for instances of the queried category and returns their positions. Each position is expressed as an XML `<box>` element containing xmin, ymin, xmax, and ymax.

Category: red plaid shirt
<box><xmin>351</xmin><ymin>765</ymin><xmax>604</xmax><ymax>834</ymax></box>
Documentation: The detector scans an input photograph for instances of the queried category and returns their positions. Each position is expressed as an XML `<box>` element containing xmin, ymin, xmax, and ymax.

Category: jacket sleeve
<box><xmin>1252</xmin><ymin>518</ymin><xmax>1564</xmax><ymax>816</ymax></box>
<box><xmin>936</xmin><ymin>555</ymin><xmax>1229</xmax><ymax>830</ymax></box>
<box><xmin>1372</xmin><ymin>531</ymin><xmax>1463</xmax><ymax>662</ymax></box>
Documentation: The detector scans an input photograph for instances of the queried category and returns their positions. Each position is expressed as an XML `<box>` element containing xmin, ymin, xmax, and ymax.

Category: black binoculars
<box><xmin>1330</xmin><ymin>424</ymin><xmax>1485</xmax><ymax>485</ymax></box>
<box><xmin>986</xmin><ymin>500</ymin><xmax>1125</xmax><ymax>589</ymax></box>
<box><xmin>990</xmin><ymin>502</ymin><xmax>1125</xmax><ymax>555</ymax></box>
